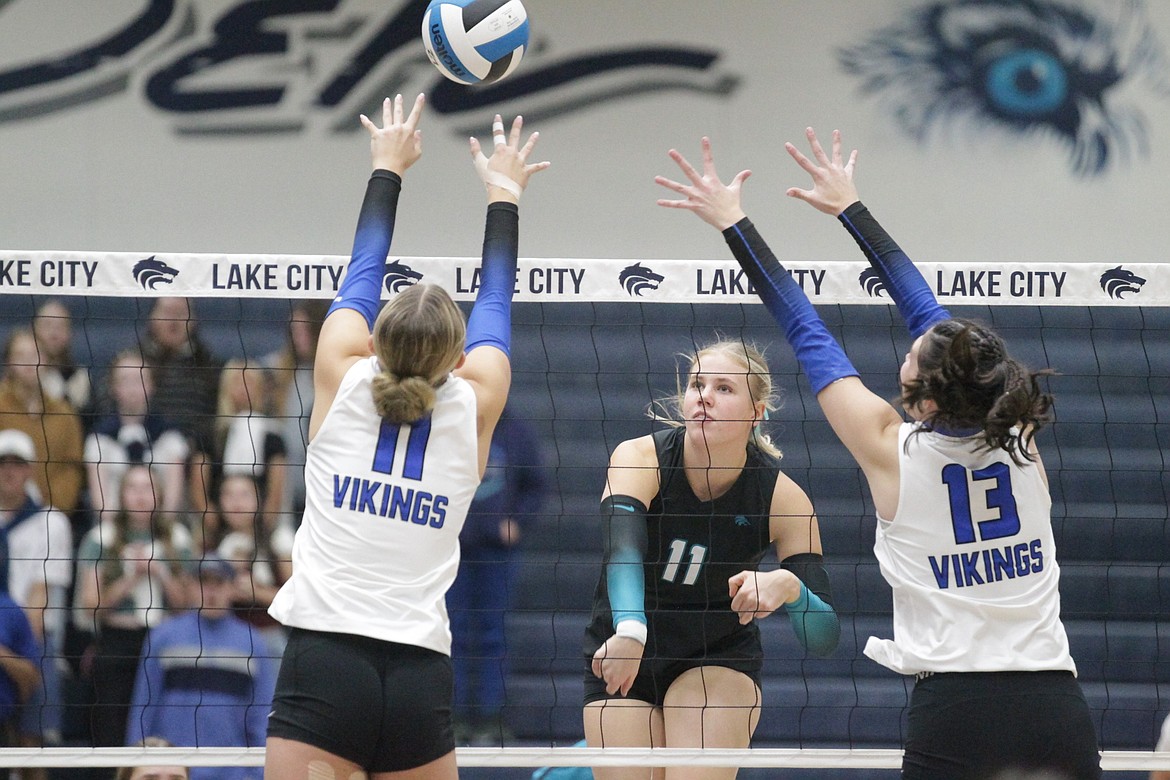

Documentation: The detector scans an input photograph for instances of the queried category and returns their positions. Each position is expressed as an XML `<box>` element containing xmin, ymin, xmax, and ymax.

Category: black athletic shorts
<box><xmin>582</xmin><ymin>628</ymin><xmax>762</xmax><ymax>708</ymax></box>
<box><xmin>267</xmin><ymin>628</ymin><xmax>455</xmax><ymax>772</ymax></box>
<box><xmin>903</xmin><ymin>670</ymin><xmax>1101</xmax><ymax>780</ymax></box>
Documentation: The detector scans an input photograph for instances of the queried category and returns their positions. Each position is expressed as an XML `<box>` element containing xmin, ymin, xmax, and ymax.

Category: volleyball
<box><xmin>422</xmin><ymin>0</ymin><xmax>529</xmax><ymax>85</ymax></box>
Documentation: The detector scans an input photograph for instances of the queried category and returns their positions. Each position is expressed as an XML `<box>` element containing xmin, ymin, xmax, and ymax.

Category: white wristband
<box><xmin>614</xmin><ymin>619</ymin><xmax>647</xmax><ymax>645</ymax></box>
<box><xmin>473</xmin><ymin>152</ymin><xmax>523</xmax><ymax>199</ymax></box>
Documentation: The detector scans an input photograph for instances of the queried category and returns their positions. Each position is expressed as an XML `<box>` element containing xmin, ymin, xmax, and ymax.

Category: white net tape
<box><xmin>1</xmin><ymin>251</ymin><xmax>1167</xmax><ymax>306</ymax></box>
<box><xmin>0</xmin><ymin>747</ymin><xmax>1166</xmax><ymax>771</ymax></box>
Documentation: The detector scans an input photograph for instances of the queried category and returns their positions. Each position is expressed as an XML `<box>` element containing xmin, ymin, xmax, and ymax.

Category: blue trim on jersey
<box><xmin>724</xmin><ymin>218</ymin><xmax>858</xmax><ymax>395</ymax></box>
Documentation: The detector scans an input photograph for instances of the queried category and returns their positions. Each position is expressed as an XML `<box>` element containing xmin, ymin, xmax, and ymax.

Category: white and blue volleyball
<box><xmin>422</xmin><ymin>0</ymin><xmax>529</xmax><ymax>85</ymax></box>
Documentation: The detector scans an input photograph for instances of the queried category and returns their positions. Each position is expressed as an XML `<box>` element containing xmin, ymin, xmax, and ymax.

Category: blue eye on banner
<box><xmin>838</xmin><ymin>0</ymin><xmax>1170</xmax><ymax>177</ymax></box>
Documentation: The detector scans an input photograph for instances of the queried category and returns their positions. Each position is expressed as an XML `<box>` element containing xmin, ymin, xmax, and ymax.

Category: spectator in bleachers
<box><xmin>0</xmin><ymin>429</ymin><xmax>73</xmax><ymax>762</ymax></box>
<box><xmin>74</xmin><ymin>464</ymin><xmax>195</xmax><ymax>747</ymax></box>
<box><xmin>86</xmin><ymin>349</ymin><xmax>189</xmax><ymax>518</ymax></box>
<box><xmin>211</xmin><ymin>360</ymin><xmax>288</xmax><ymax>522</ymax></box>
<box><xmin>209</xmin><ymin>474</ymin><xmax>292</xmax><ymax>655</ymax></box>
<box><xmin>140</xmin><ymin>297</ymin><xmax>223</xmax><ymax>515</ymax></box>
<box><xmin>0</xmin><ymin>582</ymin><xmax>40</xmax><ymax>749</ymax></box>
<box><xmin>0</xmin><ymin>328</ymin><xmax>84</xmax><ymax>513</ymax></box>
<box><xmin>448</xmin><ymin>406</ymin><xmax>547</xmax><ymax>745</ymax></box>
<box><xmin>32</xmin><ymin>300</ymin><xmax>93</xmax><ymax>426</ymax></box>
<box><xmin>114</xmin><ymin>736</ymin><xmax>189</xmax><ymax>780</ymax></box>
<box><xmin>264</xmin><ymin>300</ymin><xmax>328</xmax><ymax>528</ymax></box>
<box><xmin>126</xmin><ymin>553</ymin><xmax>276</xmax><ymax>780</ymax></box>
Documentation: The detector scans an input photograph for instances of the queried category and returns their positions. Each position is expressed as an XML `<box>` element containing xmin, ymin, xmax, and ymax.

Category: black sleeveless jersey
<box><xmin>585</xmin><ymin>426</ymin><xmax>780</xmax><ymax>663</ymax></box>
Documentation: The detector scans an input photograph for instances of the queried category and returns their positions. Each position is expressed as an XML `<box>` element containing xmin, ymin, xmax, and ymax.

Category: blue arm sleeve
<box><xmin>780</xmin><ymin>552</ymin><xmax>840</xmax><ymax>657</ymax></box>
<box><xmin>838</xmin><ymin>201</ymin><xmax>951</xmax><ymax>339</ymax></box>
<box><xmin>328</xmin><ymin>169</ymin><xmax>403</xmax><ymax>329</ymax></box>
<box><xmin>465</xmin><ymin>202</ymin><xmax>519</xmax><ymax>356</ymax></box>
<box><xmin>723</xmin><ymin>218</ymin><xmax>859</xmax><ymax>394</ymax></box>
<box><xmin>600</xmin><ymin>495</ymin><xmax>648</xmax><ymax>630</ymax></box>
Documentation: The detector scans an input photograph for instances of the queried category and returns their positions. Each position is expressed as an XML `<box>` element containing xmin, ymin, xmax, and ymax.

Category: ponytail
<box><xmin>905</xmin><ymin>319</ymin><xmax>1053</xmax><ymax>463</ymax></box>
<box><xmin>370</xmin><ymin>371</ymin><xmax>437</xmax><ymax>424</ymax></box>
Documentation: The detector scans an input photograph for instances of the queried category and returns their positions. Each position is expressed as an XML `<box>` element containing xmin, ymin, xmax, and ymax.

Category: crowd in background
<box><xmin>0</xmin><ymin>296</ymin><xmax>327</xmax><ymax>778</ymax></box>
<box><xmin>0</xmin><ymin>294</ymin><xmax>550</xmax><ymax>777</ymax></box>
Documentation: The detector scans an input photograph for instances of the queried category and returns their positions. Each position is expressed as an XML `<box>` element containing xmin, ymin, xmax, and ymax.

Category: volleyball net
<box><xmin>0</xmin><ymin>250</ymin><xmax>1166</xmax><ymax>774</ymax></box>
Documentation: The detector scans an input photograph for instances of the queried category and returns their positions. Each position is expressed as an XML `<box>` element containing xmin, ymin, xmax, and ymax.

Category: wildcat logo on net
<box><xmin>1099</xmin><ymin>266</ymin><xmax>1146</xmax><ymax>299</ymax></box>
<box><xmin>859</xmin><ymin>267</ymin><xmax>888</xmax><ymax>298</ymax></box>
<box><xmin>132</xmin><ymin>256</ymin><xmax>179</xmax><ymax>290</ymax></box>
<box><xmin>619</xmin><ymin>263</ymin><xmax>665</xmax><ymax>297</ymax></box>
<box><xmin>383</xmin><ymin>261</ymin><xmax>423</xmax><ymax>293</ymax></box>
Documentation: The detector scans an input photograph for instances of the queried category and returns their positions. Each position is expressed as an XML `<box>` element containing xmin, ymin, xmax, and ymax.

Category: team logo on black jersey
<box><xmin>1099</xmin><ymin>266</ymin><xmax>1146</xmax><ymax>299</ymax></box>
<box><xmin>859</xmin><ymin>267</ymin><xmax>887</xmax><ymax>298</ymax></box>
<box><xmin>734</xmin><ymin>515</ymin><xmax>751</xmax><ymax>527</ymax></box>
<box><xmin>619</xmin><ymin>263</ymin><xmax>664</xmax><ymax>297</ymax></box>
<box><xmin>383</xmin><ymin>261</ymin><xmax>423</xmax><ymax>293</ymax></box>
<box><xmin>132</xmin><ymin>256</ymin><xmax>179</xmax><ymax>289</ymax></box>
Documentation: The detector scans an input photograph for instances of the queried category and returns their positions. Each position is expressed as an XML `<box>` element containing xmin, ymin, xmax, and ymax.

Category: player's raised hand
<box><xmin>470</xmin><ymin>114</ymin><xmax>551</xmax><ymax>205</ymax></box>
<box><xmin>359</xmin><ymin>93</ymin><xmax>425</xmax><ymax>175</ymax></box>
<box><xmin>655</xmin><ymin>136</ymin><xmax>751</xmax><ymax>231</ymax></box>
<box><xmin>785</xmin><ymin>128</ymin><xmax>859</xmax><ymax>216</ymax></box>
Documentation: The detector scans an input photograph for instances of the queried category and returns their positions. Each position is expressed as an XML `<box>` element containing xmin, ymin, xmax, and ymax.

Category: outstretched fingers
<box><xmin>403</xmin><ymin>92</ymin><xmax>425</xmax><ymax>132</ymax></box>
<box><xmin>785</xmin><ymin>140</ymin><xmax>821</xmax><ymax>178</ymax></box>
<box><xmin>509</xmin><ymin>115</ymin><xmax>524</xmax><ymax>148</ymax></box>
<box><xmin>805</xmin><ymin>126</ymin><xmax>832</xmax><ymax>167</ymax></box>
<box><xmin>700</xmin><ymin>136</ymin><xmax>720</xmax><ymax>178</ymax></box>
<box><xmin>668</xmin><ymin>147</ymin><xmax>704</xmax><ymax>186</ymax></box>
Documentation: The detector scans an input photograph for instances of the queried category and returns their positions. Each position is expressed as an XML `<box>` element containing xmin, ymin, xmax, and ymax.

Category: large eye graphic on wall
<box><xmin>839</xmin><ymin>0</ymin><xmax>1170</xmax><ymax>176</ymax></box>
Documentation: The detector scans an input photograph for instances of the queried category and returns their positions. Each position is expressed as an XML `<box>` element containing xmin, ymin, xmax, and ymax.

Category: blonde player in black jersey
<box><xmin>655</xmin><ymin>131</ymin><xmax>1100</xmax><ymax>780</ymax></box>
<box><xmin>264</xmin><ymin>94</ymin><xmax>548</xmax><ymax>780</ymax></box>
<box><xmin>583</xmin><ymin>338</ymin><xmax>840</xmax><ymax>780</ymax></box>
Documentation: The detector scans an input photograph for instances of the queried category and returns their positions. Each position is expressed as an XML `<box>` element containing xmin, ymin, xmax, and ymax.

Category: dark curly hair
<box><xmin>901</xmin><ymin>319</ymin><xmax>1053</xmax><ymax>463</ymax></box>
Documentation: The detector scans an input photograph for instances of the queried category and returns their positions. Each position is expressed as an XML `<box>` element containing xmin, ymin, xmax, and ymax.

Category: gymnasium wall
<box><xmin>2</xmin><ymin>0</ymin><xmax>1170</xmax><ymax>269</ymax></box>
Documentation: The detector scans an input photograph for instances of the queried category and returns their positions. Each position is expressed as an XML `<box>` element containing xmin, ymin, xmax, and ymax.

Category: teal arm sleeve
<box><xmin>781</xmin><ymin>552</ymin><xmax>840</xmax><ymax>657</ymax></box>
<box><xmin>785</xmin><ymin>583</ymin><xmax>840</xmax><ymax>658</ymax></box>
<box><xmin>600</xmin><ymin>495</ymin><xmax>648</xmax><ymax>632</ymax></box>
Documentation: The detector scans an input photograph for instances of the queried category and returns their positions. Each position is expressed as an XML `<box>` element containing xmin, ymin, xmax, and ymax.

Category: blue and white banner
<box><xmin>0</xmin><ymin>251</ymin><xmax>1163</xmax><ymax>306</ymax></box>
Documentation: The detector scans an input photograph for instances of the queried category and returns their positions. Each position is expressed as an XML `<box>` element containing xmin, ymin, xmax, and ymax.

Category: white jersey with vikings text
<box><xmin>864</xmin><ymin>423</ymin><xmax>1075</xmax><ymax>676</ymax></box>
<box><xmin>269</xmin><ymin>356</ymin><xmax>480</xmax><ymax>655</ymax></box>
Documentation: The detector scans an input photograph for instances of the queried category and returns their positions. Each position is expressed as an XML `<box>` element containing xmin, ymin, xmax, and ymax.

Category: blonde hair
<box><xmin>370</xmin><ymin>284</ymin><xmax>466</xmax><ymax>424</ymax></box>
<box><xmin>115</xmin><ymin>737</ymin><xmax>188</xmax><ymax>780</ymax></box>
<box><xmin>98</xmin><ymin>464</ymin><xmax>184</xmax><ymax>592</ymax></box>
<box><xmin>652</xmin><ymin>338</ymin><xmax>782</xmax><ymax>459</ymax></box>
<box><xmin>214</xmin><ymin>357</ymin><xmax>276</xmax><ymax>452</ymax></box>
